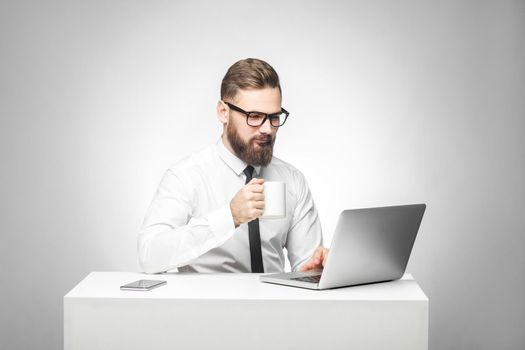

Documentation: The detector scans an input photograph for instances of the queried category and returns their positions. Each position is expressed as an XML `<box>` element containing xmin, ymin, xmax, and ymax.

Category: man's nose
<box><xmin>259</xmin><ymin>118</ymin><xmax>273</xmax><ymax>134</ymax></box>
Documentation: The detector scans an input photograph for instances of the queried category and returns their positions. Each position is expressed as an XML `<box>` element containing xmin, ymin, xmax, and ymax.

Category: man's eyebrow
<box><xmin>248</xmin><ymin>109</ymin><xmax>282</xmax><ymax>115</ymax></box>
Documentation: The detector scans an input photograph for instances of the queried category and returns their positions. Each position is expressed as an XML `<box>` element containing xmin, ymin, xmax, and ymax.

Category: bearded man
<box><xmin>139</xmin><ymin>58</ymin><xmax>328</xmax><ymax>274</ymax></box>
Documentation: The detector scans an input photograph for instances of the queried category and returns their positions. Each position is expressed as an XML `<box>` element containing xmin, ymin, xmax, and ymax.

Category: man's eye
<box><xmin>248</xmin><ymin>113</ymin><xmax>265</xmax><ymax>120</ymax></box>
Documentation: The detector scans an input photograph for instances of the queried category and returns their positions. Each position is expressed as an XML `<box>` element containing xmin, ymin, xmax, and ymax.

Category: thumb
<box><xmin>321</xmin><ymin>248</ymin><xmax>328</xmax><ymax>266</ymax></box>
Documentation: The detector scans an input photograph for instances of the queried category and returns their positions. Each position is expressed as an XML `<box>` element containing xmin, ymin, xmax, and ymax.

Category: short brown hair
<box><xmin>220</xmin><ymin>58</ymin><xmax>281</xmax><ymax>101</ymax></box>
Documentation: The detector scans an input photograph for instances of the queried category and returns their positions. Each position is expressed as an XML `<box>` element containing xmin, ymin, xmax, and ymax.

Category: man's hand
<box><xmin>230</xmin><ymin>178</ymin><xmax>265</xmax><ymax>228</ymax></box>
<box><xmin>300</xmin><ymin>247</ymin><xmax>329</xmax><ymax>272</ymax></box>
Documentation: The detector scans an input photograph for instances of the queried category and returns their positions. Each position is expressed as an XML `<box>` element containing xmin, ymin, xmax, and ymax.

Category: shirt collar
<box><xmin>216</xmin><ymin>138</ymin><xmax>262</xmax><ymax>177</ymax></box>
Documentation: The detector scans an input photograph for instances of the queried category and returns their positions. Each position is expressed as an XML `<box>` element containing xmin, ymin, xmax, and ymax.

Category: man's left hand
<box><xmin>300</xmin><ymin>247</ymin><xmax>329</xmax><ymax>272</ymax></box>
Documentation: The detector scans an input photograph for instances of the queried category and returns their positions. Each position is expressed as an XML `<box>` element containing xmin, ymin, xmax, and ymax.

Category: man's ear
<box><xmin>217</xmin><ymin>100</ymin><xmax>229</xmax><ymax>124</ymax></box>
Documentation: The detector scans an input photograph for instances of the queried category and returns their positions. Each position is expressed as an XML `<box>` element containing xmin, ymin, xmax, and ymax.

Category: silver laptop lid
<box><xmin>318</xmin><ymin>204</ymin><xmax>426</xmax><ymax>289</ymax></box>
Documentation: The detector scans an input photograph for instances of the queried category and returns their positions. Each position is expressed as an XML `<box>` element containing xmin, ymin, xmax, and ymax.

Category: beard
<box><xmin>226</xmin><ymin>122</ymin><xmax>275</xmax><ymax>167</ymax></box>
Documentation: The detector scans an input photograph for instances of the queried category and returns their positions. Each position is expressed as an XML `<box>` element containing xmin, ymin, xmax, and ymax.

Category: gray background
<box><xmin>1</xmin><ymin>0</ymin><xmax>524</xmax><ymax>349</ymax></box>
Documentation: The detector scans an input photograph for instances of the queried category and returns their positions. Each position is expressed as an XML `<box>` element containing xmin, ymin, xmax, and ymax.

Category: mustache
<box><xmin>253</xmin><ymin>135</ymin><xmax>273</xmax><ymax>143</ymax></box>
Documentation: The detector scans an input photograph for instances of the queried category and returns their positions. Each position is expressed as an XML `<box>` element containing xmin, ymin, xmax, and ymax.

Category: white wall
<box><xmin>1</xmin><ymin>1</ymin><xmax>524</xmax><ymax>349</ymax></box>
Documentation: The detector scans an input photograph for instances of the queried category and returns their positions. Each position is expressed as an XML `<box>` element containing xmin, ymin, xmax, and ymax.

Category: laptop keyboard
<box><xmin>291</xmin><ymin>275</ymin><xmax>321</xmax><ymax>283</ymax></box>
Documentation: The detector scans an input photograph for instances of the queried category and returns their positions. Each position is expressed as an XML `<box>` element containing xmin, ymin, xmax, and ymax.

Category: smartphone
<box><xmin>120</xmin><ymin>279</ymin><xmax>167</xmax><ymax>291</ymax></box>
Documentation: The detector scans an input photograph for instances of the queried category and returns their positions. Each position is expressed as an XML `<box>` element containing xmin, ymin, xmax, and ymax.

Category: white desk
<box><xmin>64</xmin><ymin>272</ymin><xmax>428</xmax><ymax>350</ymax></box>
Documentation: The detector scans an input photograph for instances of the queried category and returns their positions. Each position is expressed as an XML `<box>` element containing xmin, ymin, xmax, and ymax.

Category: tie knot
<box><xmin>243</xmin><ymin>165</ymin><xmax>255</xmax><ymax>184</ymax></box>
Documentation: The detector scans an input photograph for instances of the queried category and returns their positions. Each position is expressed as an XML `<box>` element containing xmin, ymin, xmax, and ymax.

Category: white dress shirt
<box><xmin>138</xmin><ymin>138</ymin><xmax>323</xmax><ymax>274</ymax></box>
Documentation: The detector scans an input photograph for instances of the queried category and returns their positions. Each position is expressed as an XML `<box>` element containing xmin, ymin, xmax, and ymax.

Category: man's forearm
<box><xmin>138</xmin><ymin>204</ymin><xmax>235</xmax><ymax>273</ymax></box>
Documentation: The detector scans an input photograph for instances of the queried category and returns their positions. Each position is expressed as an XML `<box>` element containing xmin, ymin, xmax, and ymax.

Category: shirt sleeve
<box><xmin>138</xmin><ymin>168</ymin><xmax>236</xmax><ymax>274</ymax></box>
<box><xmin>285</xmin><ymin>170</ymin><xmax>324</xmax><ymax>272</ymax></box>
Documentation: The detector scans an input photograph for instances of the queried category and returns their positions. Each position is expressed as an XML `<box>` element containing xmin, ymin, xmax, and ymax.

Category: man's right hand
<box><xmin>230</xmin><ymin>178</ymin><xmax>265</xmax><ymax>228</ymax></box>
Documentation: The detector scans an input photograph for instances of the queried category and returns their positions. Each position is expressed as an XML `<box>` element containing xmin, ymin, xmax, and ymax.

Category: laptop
<box><xmin>260</xmin><ymin>204</ymin><xmax>426</xmax><ymax>290</ymax></box>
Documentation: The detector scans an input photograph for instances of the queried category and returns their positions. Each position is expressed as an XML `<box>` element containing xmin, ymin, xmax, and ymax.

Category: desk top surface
<box><xmin>64</xmin><ymin>272</ymin><xmax>427</xmax><ymax>301</ymax></box>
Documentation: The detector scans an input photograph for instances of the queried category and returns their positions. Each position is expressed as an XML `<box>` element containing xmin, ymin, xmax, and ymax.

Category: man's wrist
<box><xmin>230</xmin><ymin>202</ymin><xmax>241</xmax><ymax>228</ymax></box>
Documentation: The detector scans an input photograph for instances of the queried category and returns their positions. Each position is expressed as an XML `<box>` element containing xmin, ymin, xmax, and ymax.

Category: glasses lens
<box><xmin>269</xmin><ymin>114</ymin><xmax>282</xmax><ymax>127</ymax></box>
<box><xmin>271</xmin><ymin>112</ymin><xmax>289</xmax><ymax>127</ymax></box>
<box><xmin>246</xmin><ymin>111</ymin><xmax>288</xmax><ymax>127</ymax></box>
<box><xmin>247</xmin><ymin>112</ymin><xmax>266</xmax><ymax>126</ymax></box>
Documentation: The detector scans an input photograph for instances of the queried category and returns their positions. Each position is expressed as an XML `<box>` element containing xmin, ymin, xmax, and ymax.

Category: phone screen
<box><xmin>120</xmin><ymin>279</ymin><xmax>167</xmax><ymax>291</ymax></box>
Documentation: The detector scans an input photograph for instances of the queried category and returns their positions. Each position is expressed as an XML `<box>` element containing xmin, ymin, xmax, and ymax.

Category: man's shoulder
<box><xmin>267</xmin><ymin>156</ymin><xmax>306</xmax><ymax>180</ymax></box>
<box><xmin>267</xmin><ymin>157</ymin><xmax>312</xmax><ymax>201</ymax></box>
<box><xmin>269</xmin><ymin>155</ymin><xmax>297</xmax><ymax>170</ymax></box>
<box><xmin>167</xmin><ymin>143</ymin><xmax>216</xmax><ymax>173</ymax></box>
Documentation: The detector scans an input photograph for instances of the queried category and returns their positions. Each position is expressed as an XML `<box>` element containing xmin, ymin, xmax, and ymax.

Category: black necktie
<box><xmin>243</xmin><ymin>166</ymin><xmax>264</xmax><ymax>273</ymax></box>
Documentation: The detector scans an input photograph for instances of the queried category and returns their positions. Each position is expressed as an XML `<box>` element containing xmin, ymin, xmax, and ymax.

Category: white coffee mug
<box><xmin>261</xmin><ymin>181</ymin><xmax>286</xmax><ymax>219</ymax></box>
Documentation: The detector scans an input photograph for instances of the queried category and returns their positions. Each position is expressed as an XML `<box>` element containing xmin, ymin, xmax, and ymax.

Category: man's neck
<box><xmin>221</xmin><ymin>134</ymin><xmax>237</xmax><ymax>158</ymax></box>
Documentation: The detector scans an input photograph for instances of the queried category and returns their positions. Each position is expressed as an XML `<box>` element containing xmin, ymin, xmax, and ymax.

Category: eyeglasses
<box><xmin>223</xmin><ymin>101</ymin><xmax>289</xmax><ymax>127</ymax></box>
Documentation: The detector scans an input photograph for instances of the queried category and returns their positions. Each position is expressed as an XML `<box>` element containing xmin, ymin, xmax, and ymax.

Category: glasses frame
<box><xmin>223</xmin><ymin>101</ymin><xmax>289</xmax><ymax>127</ymax></box>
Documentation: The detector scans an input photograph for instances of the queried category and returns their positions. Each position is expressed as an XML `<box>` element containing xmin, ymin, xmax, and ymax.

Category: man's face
<box><xmin>220</xmin><ymin>87</ymin><xmax>282</xmax><ymax>166</ymax></box>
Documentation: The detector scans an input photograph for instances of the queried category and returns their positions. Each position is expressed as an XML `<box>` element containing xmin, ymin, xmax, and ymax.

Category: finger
<box><xmin>249</xmin><ymin>178</ymin><xmax>265</xmax><ymax>185</ymax></box>
<box><xmin>321</xmin><ymin>250</ymin><xmax>326</xmax><ymax>267</ymax></box>
<box><xmin>314</xmin><ymin>248</ymin><xmax>323</xmax><ymax>262</ymax></box>
<box><xmin>300</xmin><ymin>259</ymin><xmax>313</xmax><ymax>271</ymax></box>
<box><xmin>249</xmin><ymin>184</ymin><xmax>264</xmax><ymax>193</ymax></box>
<box><xmin>249</xmin><ymin>193</ymin><xmax>264</xmax><ymax>201</ymax></box>
<box><xmin>316</xmin><ymin>248</ymin><xmax>324</xmax><ymax>261</ymax></box>
<box><xmin>300</xmin><ymin>262</ymin><xmax>312</xmax><ymax>272</ymax></box>
<box><xmin>248</xmin><ymin>208</ymin><xmax>263</xmax><ymax>219</ymax></box>
<box><xmin>304</xmin><ymin>251</ymin><xmax>319</xmax><ymax>268</ymax></box>
<box><xmin>308</xmin><ymin>261</ymin><xmax>319</xmax><ymax>270</ymax></box>
<box><xmin>321</xmin><ymin>248</ymin><xmax>328</xmax><ymax>265</ymax></box>
<box><xmin>253</xmin><ymin>200</ymin><xmax>265</xmax><ymax>210</ymax></box>
<box><xmin>305</xmin><ymin>258</ymin><xmax>319</xmax><ymax>271</ymax></box>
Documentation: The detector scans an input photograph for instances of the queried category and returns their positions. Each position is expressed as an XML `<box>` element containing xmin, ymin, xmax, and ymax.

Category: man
<box><xmin>138</xmin><ymin>58</ymin><xmax>328</xmax><ymax>274</ymax></box>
